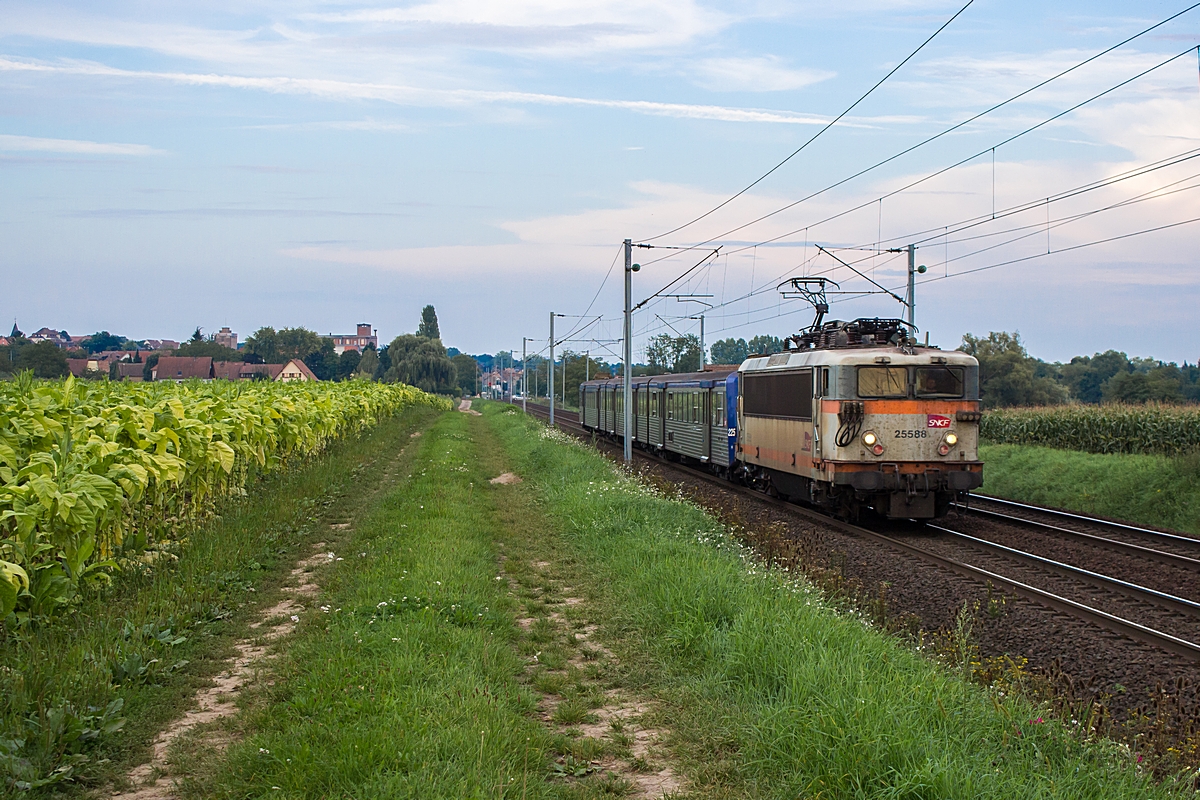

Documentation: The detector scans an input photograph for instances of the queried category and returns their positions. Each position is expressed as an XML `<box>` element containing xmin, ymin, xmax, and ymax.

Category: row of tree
<box><xmin>960</xmin><ymin>332</ymin><xmax>1200</xmax><ymax>408</ymax></box>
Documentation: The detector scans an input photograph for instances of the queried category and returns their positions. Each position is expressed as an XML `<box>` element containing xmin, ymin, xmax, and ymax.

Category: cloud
<box><xmin>689</xmin><ymin>56</ymin><xmax>834</xmax><ymax>92</ymax></box>
<box><xmin>240</xmin><ymin>120</ymin><xmax>412</xmax><ymax>132</ymax></box>
<box><xmin>0</xmin><ymin>133</ymin><xmax>163</xmax><ymax>156</ymax></box>
<box><xmin>67</xmin><ymin>207</ymin><xmax>408</xmax><ymax>219</ymax></box>
<box><xmin>0</xmin><ymin>56</ymin><xmax>839</xmax><ymax>125</ymax></box>
<box><xmin>302</xmin><ymin>0</ymin><xmax>730</xmax><ymax>53</ymax></box>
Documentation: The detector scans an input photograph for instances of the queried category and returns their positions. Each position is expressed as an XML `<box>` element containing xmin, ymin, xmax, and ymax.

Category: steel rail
<box><xmin>964</xmin><ymin>506</ymin><xmax>1200</xmax><ymax>570</ymax></box>
<box><xmin>970</xmin><ymin>494</ymin><xmax>1200</xmax><ymax>549</ymax></box>
<box><xmin>515</xmin><ymin>400</ymin><xmax>1200</xmax><ymax>661</ymax></box>
<box><xmin>927</xmin><ymin>524</ymin><xmax>1200</xmax><ymax>618</ymax></box>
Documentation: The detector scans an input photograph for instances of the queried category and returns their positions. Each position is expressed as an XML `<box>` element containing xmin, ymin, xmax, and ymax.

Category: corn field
<box><xmin>0</xmin><ymin>374</ymin><xmax>450</xmax><ymax>623</ymax></box>
<box><xmin>980</xmin><ymin>403</ymin><xmax>1200</xmax><ymax>457</ymax></box>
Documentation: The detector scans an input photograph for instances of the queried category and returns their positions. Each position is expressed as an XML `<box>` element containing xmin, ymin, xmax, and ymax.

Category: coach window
<box><xmin>691</xmin><ymin>392</ymin><xmax>700</xmax><ymax>423</ymax></box>
<box><xmin>666</xmin><ymin>392</ymin><xmax>674</xmax><ymax>420</ymax></box>
<box><xmin>712</xmin><ymin>392</ymin><xmax>725</xmax><ymax>425</ymax></box>
<box><xmin>857</xmin><ymin>366</ymin><xmax>909</xmax><ymax>398</ymax></box>
<box><xmin>650</xmin><ymin>391</ymin><xmax>658</xmax><ymax>418</ymax></box>
<box><xmin>915</xmin><ymin>366</ymin><xmax>964</xmax><ymax>398</ymax></box>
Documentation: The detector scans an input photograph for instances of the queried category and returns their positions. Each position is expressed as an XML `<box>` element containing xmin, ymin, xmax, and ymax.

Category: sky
<box><xmin>2</xmin><ymin>0</ymin><xmax>1199</xmax><ymax>364</ymax></box>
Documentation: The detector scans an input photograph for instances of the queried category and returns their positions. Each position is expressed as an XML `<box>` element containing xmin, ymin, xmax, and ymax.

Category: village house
<box><xmin>28</xmin><ymin>327</ymin><xmax>73</xmax><ymax>347</ymax></box>
<box><xmin>212</xmin><ymin>361</ymin><xmax>280</xmax><ymax>381</ymax></box>
<box><xmin>208</xmin><ymin>359</ymin><xmax>318</xmax><ymax>382</ymax></box>
<box><xmin>277</xmin><ymin>359</ymin><xmax>319</xmax><ymax>382</ymax></box>
<box><xmin>67</xmin><ymin>358</ymin><xmax>105</xmax><ymax>377</ymax></box>
<box><xmin>117</xmin><ymin>363</ymin><xmax>145</xmax><ymax>382</ymax></box>
<box><xmin>152</xmin><ymin>356</ymin><xmax>214</xmax><ymax>381</ymax></box>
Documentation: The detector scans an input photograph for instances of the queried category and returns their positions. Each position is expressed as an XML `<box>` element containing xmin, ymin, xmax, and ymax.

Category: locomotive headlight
<box><xmin>862</xmin><ymin>431</ymin><xmax>878</xmax><ymax>446</ymax></box>
<box><xmin>945</xmin><ymin>432</ymin><xmax>958</xmax><ymax>446</ymax></box>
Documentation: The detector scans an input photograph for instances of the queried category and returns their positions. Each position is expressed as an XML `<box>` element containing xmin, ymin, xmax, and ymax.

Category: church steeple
<box><xmin>10</xmin><ymin>320</ymin><xmax>22</xmax><ymax>338</ymax></box>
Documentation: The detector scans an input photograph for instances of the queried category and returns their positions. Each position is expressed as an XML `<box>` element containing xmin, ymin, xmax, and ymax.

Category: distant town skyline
<box><xmin>3</xmin><ymin>1</ymin><xmax>1199</xmax><ymax>364</ymax></box>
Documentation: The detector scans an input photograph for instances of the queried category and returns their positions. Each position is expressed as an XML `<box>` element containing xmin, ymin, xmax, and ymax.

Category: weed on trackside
<box><xmin>978</xmin><ymin>443</ymin><xmax>1200</xmax><ymax>536</ymax></box>
<box><xmin>481</xmin><ymin>401</ymin><xmax>1196</xmax><ymax>798</ymax></box>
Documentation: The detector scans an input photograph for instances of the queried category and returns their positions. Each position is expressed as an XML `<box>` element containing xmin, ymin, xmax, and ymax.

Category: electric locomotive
<box><xmin>579</xmin><ymin>316</ymin><xmax>983</xmax><ymax>521</ymax></box>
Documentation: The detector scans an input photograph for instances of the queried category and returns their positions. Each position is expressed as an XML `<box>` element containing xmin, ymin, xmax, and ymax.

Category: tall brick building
<box><xmin>324</xmin><ymin>323</ymin><xmax>377</xmax><ymax>355</ymax></box>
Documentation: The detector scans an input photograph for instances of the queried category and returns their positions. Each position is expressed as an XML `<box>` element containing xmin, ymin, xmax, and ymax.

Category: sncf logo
<box><xmin>927</xmin><ymin>414</ymin><xmax>952</xmax><ymax>428</ymax></box>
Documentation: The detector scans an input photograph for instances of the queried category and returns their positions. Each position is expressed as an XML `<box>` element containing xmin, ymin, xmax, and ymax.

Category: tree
<box><xmin>646</xmin><ymin>334</ymin><xmax>702</xmax><ymax>374</ymax></box>
<box><xmin>189</xmin><ymin>327</ymin><xmax>203</xmax><ymax>344</ymax></box>
<box><xmin>243</xmin><ymin>327</ymin><xmax>280</xmax><ymax>363</ymax></box>
<box><xmin>336</xmin><ymin>349</ymin><xmax>362</xmax><ymax>381</ymax></box>
<box><xmin>710</xmin><ymin>337</ymin><xmax>749</xmax><ymax>365</ymax></box>
<box><xmin>417</xmin><ymin>305</ymin><xmax>440</xmax><ymax>339</ymax></box>
<box><xmin>561</xmin><ymin>351</ymin><xmax>609</xmax><ymax>404</ymax></box>
<box><xmin>356</xmin><ymin>345</ymin><xmax>379</xmax><ymax>379</ymax></box>
<box><xmin>747</xmin><ymin>335</ymin><xmax>783</xmax><ymax>356</ymax></box>
<box><xmin>959</xmin><ymin>332</ymin><xmax>1067</xmax><ymax>408</ymax></box>
<box><xmin>374</xmin><ymin>344</ymin><xmax>391</xmax><ymax>380</ymax></box>
<box><xmin>143</xmin><ymin>353</ymin><xmax>160</xmax><ymax>381</ymax></box>
<box><xmin>16</xmin><ymin>341</ymin><xmax>69</xmax><ymax>378</ymax></box>
<box><xmin>303</xmin><ymin>338</ymin><xmax>339</xmax><ymax>381</ymax></box>
<box><xmin>452</xmin><ymin>353</ymin><xmax>479</xmax><ymax>395</ymax></box>
<box><xmin>1102</xmin><ymin>365</ymin><xmax>1184</xmax><ymax>403</ymax></box>
<box><xmin>1059</xmin><ymin>350</ymin><xmax>1130</xmax><ymax>404</ymax></box>
<box><xmin>383</xmin><ymin>334</ymin><xmax>457</xmax><ymax>393</ymax></box>
<box><xmin>244</xmin><ymin>327</ymin><xmax>325</xmax><ymax>363</ymax></box>
<box><xmin>175</xmin><ymin>339</ymin><xmax>246</xmax><ymax>360</ymax></box>
<box><xmin>84</xmin><ymin>331</ymin><xmax>125</xmax><ymax>354</ymax></box>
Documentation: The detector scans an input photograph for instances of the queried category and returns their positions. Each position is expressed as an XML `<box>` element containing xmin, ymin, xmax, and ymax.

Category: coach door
<box><xmin>813</xmin><ymin>367</ymin><xmax>827</xmax><ymax>460</ymax></box>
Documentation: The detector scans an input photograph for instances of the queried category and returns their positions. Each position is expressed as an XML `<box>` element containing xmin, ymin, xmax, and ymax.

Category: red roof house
<box><xmin>152</xmin><ymin>356</ymin><xmax>214</xmax><ymax>381</ymax></box>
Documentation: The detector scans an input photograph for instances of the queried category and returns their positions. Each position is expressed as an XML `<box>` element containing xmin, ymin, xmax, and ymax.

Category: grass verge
<box><xmin>482</xmin><ymin>402</ymin><xmax>1190</xmax><ymax>797</ymax></box>
<box><xmin>0</xmin><ymin>405</ymin><xmax>440</xmax><ymax>797</ymax></box>
<box><xmin>979</xmin><ymin>443</ymin><xmax>1200</xmax><ymax>535</ymax></box>
<box><xmin>179</xmin><ymin>410</ymin><xmax>567</xmax><ymax>799</ymax></box>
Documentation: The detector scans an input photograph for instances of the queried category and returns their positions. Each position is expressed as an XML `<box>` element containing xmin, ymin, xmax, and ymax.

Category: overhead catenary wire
<box><xmin>635</xmin><ymin>136</ymin><xmax>1200</xmax><ymax>331</ymax></box>
<box><xmin>634</xmin><ymin>166</ymin><xmax>1200</xmax><ymax>342</ymax></box>
<box><xmin>658</xmin><ymin>43</ymin><xmax>1200</xmax><ymax>271</ymax></box>
<box><xmin>646</xmin><ymin>3</ymin><xmax>1200</xmax><ymax>254</ymax></box>
<box><xmin>638</xmin><ymin>0</ymin><xmax>977</xmax><ymax>243</ymax></box>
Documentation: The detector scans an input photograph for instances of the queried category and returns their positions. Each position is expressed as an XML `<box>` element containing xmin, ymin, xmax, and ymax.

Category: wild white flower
<box><xmin>290</xmin><ymin>615</ymin><xmax>299</xmax><ymax>623</ymax></box>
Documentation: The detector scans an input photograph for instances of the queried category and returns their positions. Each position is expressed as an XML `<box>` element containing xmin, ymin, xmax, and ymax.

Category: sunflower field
<box><xmin>980</xmin><ymin>403</ymin><xmax>1200</xmax><ymax>456</ymax></box>
<box><xmin>0</xmin><ymin>374</ymin><xmax>449</xmax><ymax>623</ymax></box>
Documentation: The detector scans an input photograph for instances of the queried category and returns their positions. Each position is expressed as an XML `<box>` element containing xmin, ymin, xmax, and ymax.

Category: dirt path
<box><xmin>110</xmin><ymin>429</ymin><xmax>428</xmax><ymax>798</ymax></box>
<box><xmin>111</xmin><ymin>543</ymin><xmax>336</xmax><ymax>799</ymax></box>
<box><xmin>481</xmin><ymin>435</ymin><xmax>686</xmax><ymax>798</ymax></box>
<box><xmin>507</xmin><ymin>555</ymin><xmax>684</xmax><ymax>798</ymax></box>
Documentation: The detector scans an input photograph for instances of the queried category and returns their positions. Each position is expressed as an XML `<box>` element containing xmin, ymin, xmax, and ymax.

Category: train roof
<box><xmin>741</xmin><ymin>346</ymin><xmax>978</xmax><ymax>372</ymax></box>
<box><xmin>581</xmin><ymin>364</ymin><xmax>737</xmax><ymax>390</ymax></box>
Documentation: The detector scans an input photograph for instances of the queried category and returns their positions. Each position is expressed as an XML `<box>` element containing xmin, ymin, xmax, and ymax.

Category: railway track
<box><xmin>512</xmin><ymin>399</ymin><xmax>1200</xmax><ymax>661</ymax></box>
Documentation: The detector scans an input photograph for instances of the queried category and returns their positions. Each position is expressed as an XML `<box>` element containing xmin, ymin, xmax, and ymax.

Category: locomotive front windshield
<box><xmin>915</xmin><ymin>366</ymin><xmax>964</xmax><ymax>398</ymax></box>
<box><xmin>857</xmin><ymin>367</ymin><xmax>908</xmax><ymax>398</ymax></box>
